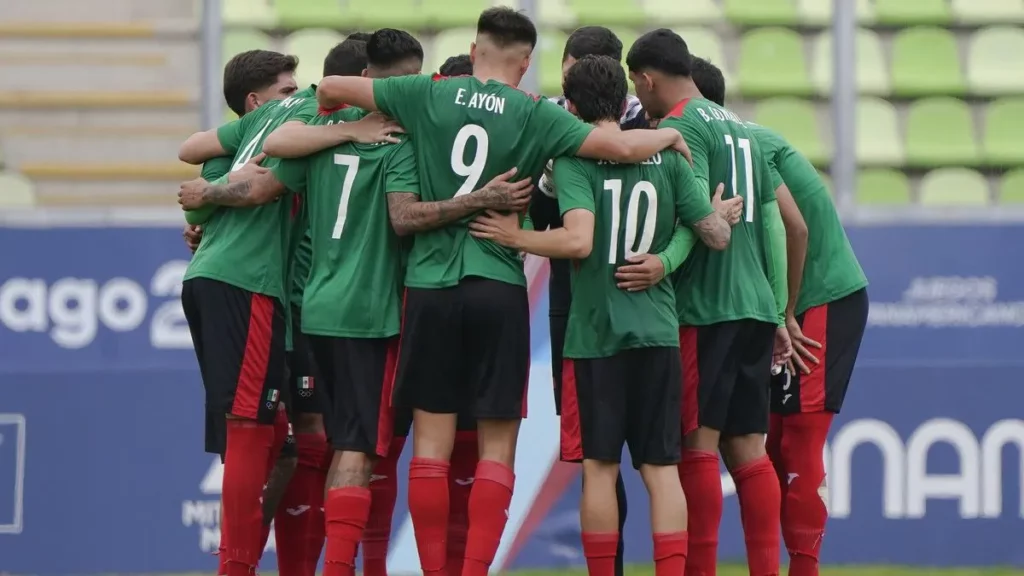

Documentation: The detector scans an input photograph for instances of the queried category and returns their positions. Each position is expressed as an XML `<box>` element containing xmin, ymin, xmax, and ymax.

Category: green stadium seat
<box><xmin>538</xmin><ymin>30</ymin><xmax>569</xmax><ymax>96</ymax></box>
<box><xmin>874</xmin><ymin>0</ymin><xmax>952</xmax><ymax>25</ymax></box>
<box><xmin>797</xmin><ymin>0</ymin><xmax>875</xmax><ymax>25</ymax></box>
<box><xmin>345</xmin><ymin>0</ymin><xmax>423</xmax><ymax>30</ymax></box>
<box><xmin>999</xmin><ymin>169</ymin><xmax>1024</xmax><ymax>203</ymax></box>
<box><xmin>724</xmin><ymin>0</ymin><xmax>799</xmax><ymax>26</ymax></box>
<box><xmin>0</xmin><ymin>171</ymin><xmax>36</xmax><ymax>207</ymax></box>
<box><xmin>755</xmin><ymin>98</ymin><xmax>827</xmax><ymax>165</ymax></box>
<box><xmin>738</xmin><ymin>28</ymin><xmax>813</xmax><ymax>97</ymax></box>
<box><xmin>422</xmin><ymin>0</ymin><xmax>489</xmax><ymax>28</ymax></box>
<box><xmin>222</xmin><ymin>30</ymin><xmax>272</xmax><ymax>66</ymax></box>
<box><xmin>644</xmin><ymin>0</ymin><xmax>722</xmax><ymax>24</ymax></box>
<box><xmin>952</xmin><ymin>0</ymin><xmax>1024</xmax><ymax>24</ymax></box>
<box><xmin>857</xmin><ymin>169</ymin><xmax>911</xmax><ymax>205</ymax></box>
<box><xmin>273</xmin><ymin>0</ymin><xmax>344</xmax><ymax>28</ymax></box>
<box><xmin>967</xmin><ymin>27</ymin><xmax>1024</xmax><ymax>96</ymax></box>
<box><xmin>569</xmin><ymin>0</ymin><xmax>647</xmax><ymax>26</ymax></box>
<box><xmin>811</xmin><ymin>29</ymin><xmax>888</xmax><ymax>96</ymax></box>
<box><xmin>674</xmin><ymin>28</ymin><xmax>731</xmax><ymax>87</ymax></box>
<box><xmin>857</xmin><ymin>97</ymin><xmax>903</xmax><ymax>166</ymax></box>
<box><xmin>537</xmin><ymin>0</ymin><xmax>577</xmax><ymax>27</ymax></box>
<box><xmin>431</xmin><ymin>28</ymin><xmax>475</xmax><ymax>75</ymax></box>
<box><xmin>891</xmin><ymin>27</ymin><xmax>966</xmax><ymax>97</ymax></box>
<box><xmin>983</xmin><ymin>98</ymin><xmax>1024</xmax><ymax>166</ymax></box>
<box><xmin>285</xmin><ymin>29</ymin><xmax>344</xmax><ymax>87</ymax></box>
<box><xmin>919</xmin><ymin>168</ymin><xmax>990</xmax><ymax>205</ymax></box>
<box><xmin>905</xmin><ymin>98</ymin><xmax>979</xmax><ymax>167</ymax></box>
<box><xmin>223</xmin><ymin>0</ymin><xmax>277</xmax><ymax>27</ymax></box>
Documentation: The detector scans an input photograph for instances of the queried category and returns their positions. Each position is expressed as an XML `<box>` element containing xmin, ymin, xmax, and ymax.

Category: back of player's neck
<box><xmin>473</xmin><ymin>67</ymin><xmax>518</xmax><ymax>88</ymax></box>
<box><xmin>593</xmin><ymin>119</ymin><xmax>619</xmax><ymax>130</ymax></box>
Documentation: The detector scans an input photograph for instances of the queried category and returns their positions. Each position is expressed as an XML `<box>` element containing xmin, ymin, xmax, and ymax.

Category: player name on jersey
<box><xmin>454</xmin><ymin>88</ymin><xmax>507</xmax><ymax>114</ymax></box>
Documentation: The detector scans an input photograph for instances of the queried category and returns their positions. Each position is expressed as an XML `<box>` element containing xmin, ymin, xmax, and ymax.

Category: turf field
<box><xmin>170</xmin><ymin>566</ymin><xmax>1024</xmax><ymax>576</ymax></box>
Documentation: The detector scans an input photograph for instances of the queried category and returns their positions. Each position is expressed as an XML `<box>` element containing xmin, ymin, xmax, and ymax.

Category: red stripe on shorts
<box><xmin>679</xmin><ymin>326</ymin><xmax>700</xmax><ymax>435</ymax></box>
<box><xmin>800</xmin><ymin>304</ymin><xmax>829</xmax><ymax>413</ymax></box>
<box><xmin>375</xmin><ymin>337</ymin><xmax>401</xmax><ymax>457</ymax></box>
<box><xmin>559</xmin><ymin>359</ymin><xmax>583</xmax><ymax>462</ymax></box>
<box><xmin>232</xmin><ymin>293</ymin><xmax>275</xmax><ymax>419</ymax></box>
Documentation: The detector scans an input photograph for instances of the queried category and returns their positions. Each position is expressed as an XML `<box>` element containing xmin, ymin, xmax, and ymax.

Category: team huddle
<box><xmin>177</xmin><ymin>7</ymin><xmax>868</xmax><ymax>576</ymax></box>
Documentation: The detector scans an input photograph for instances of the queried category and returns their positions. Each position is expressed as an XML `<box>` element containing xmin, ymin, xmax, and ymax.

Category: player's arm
<box><xmin>774</xmin><ymin>175</ymin><xmax>808</xmax><ymax>320</ymax></box>
<box><xmin>179</xmin><ymin>117</ymin><xmax>248</xmax><ymax>165</ymax></box>
<box><xmin>263</xmin><ymin>114</ymin><xmax>403</xmax><ymax>158</ymax></box>
<box><xmin>760</xmin><ymin>165</ymin><xmax>789</xmax><ymax>325</ymax></box>
<box><xmin>318</xmin><ymin>74</ymin><xmax>431</xmax><ymax>125</ymax></box>
<box><xmin>675</xmin><ymin>157</ymin><xmax>733</xmax><ymax>250</ymax></box>
<box><xmin>666</xmin><ymin>115</ymin><xmax>711</xmax><ymax>191</ymax></box>
<box><xmin>178</xmin><ymin>169</ymin><xmax>286</xmax><ymax>209</ymax></box>
<box><xmin>184</xmin><ymin>157</ymin><xmax>233</xmax><ymax>225</ymax></box>
<box><xmin>655</xmin><ymin>222</ymin><xmax>699</xmax><ymax>273</ymax></box>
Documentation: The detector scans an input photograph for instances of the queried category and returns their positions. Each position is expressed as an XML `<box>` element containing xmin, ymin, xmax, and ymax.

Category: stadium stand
<box><xmin>2</xmin><ymin>0</ymin><xmax>1024</xmax><ymax>207</ymax></box>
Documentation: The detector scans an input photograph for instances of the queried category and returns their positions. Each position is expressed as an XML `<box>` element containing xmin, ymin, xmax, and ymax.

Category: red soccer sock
<box><xmin>275</xmin><ymin>433</ymin><xmax>328</xmax><ymax>576</ymax></box>
<box><xmin>732</xmin><ymin>456</ymin><xmax>782</xmax><ymax>576</ymax></box>
<box><xmin>409</xmin><ymin>457</ymin><xmax>451</xmax><ymax>576</ymax></box>
<box><xmin>324</xmin><ymin>486</ymin><xmax>372</xmax><ymax>576</ymax></box>
<box><xmin>447</xmin><ymin>431</ymin><xmax>479</xmax><ymax>576</ymax></box>
<box><xmin>462</xmin><ymin>460</ymin><xmax>515</xmax><ymax>576</ymax></box>
<box><xmin>678</xmin><ymin>450</ymin><xmax>722</xmax><ymax>576</ymax></box>
<box><xmin>259</xmin><ymin>409</ymin><xmax>294</xmax><ymax>555</ymax></box>
<box><xmin>364</xmin><ymin>436</ymin><xmax>405</xmax><ymax>576</ymax></box>
<box><xmin>223</xmin><ymin>420</ymin><xmax>275</xmax><ymax>576</ymax></box>
<box><xmin>582</xmin><ymin>532</ymin><xmax>619</xmax><ymax>576</ymax></box>
<box><xmin>780</xmin><ymin>412</ymin><xmax>832</xmax><ymax>576</ymax></box>
<box><xmin>653</xmin><ymin>531</ymin><xmax>689</xmax><ymax>576</ymax></box>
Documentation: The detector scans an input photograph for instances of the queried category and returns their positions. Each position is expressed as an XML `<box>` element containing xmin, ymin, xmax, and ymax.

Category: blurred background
<box><xmin>1</xmin><ymin>0</ymin><xmax>1023</xmax><ymax>574</ymax></box>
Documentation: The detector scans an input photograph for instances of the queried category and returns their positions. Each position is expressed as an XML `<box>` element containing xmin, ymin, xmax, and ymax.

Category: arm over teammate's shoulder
<box><xmin>179</xmin><ymin>117</ymin><xmax>245</xmax><ymax>165</ymax></box>
<box><xmin>670</xmin><ymin>155</ymin><xmax>736</xmax><ymax>250</ymax></box>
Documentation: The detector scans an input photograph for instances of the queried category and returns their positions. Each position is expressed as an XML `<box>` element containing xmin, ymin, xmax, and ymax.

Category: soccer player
<box><xmin>467</xmin><ymin>54</ymin><xmax>734</xmax><ymax>576</ymax></box>
<box><xmin>438</xmin><ymin>53</ymin><xmax>472</xmax><ymax>76</ymax></box>
<box><xmin>690</xmin><ymin>56</ymin><xmax>869</xmax><ymax>576</ymax></box>
<box><xmin>314</xmin><ymin>9</ymin><xmax>692</xmax><ymax>576</ymax></box>
<box><xmin>627</xmin><ymin>29</ymin><xmax>791</xmax><ymax>576</ymax></box>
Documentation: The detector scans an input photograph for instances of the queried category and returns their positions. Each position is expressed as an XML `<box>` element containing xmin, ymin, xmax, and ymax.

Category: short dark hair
<box><xmin>367</xmin><ymin>28</ymin><xmax>424</xmax><ymax>69</ymax></box>
<box><xmin>346</xmin><ymin>31</ymin><xmax>372</xmax><ymax>43</ymax></box>
<box><xmin>477</xmin><ymin>7</ymin><xmax>537</xmax><ymax>49</ymax></box>
<box><xmin>626</xmin><ymin>28</ymin><xmax>691</xmax><ymax>77</ymax></box>
<box><xmin>563</xmin><ymin>26</ymin><xmax>622</xmax><ymax>63</ymax></box>
<box><xmin>323</xmin><ymin>39</ymin><xmax>367</xmax><ymax>77</ymax></box>
<box><xmin>689</xmin><ymin>56</ymin><xmax>726</xmax><ymax>106</ymax></box>
<box><xmin>439</xmin><ymin>54</ymin><xmax>472</xmax><ymax>76</ymax></box>
<box><xmin>563</xmin><ymin>55</ymin><xmax>627</xmax><ymax>124</ymax></box>
<box><xmin>223</xmin><ymin>49</ymin><xmax>299</xmax><ymax>116</ymax></box>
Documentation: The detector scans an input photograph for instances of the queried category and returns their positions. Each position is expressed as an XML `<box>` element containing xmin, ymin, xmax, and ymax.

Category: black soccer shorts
<box><xmin>393</xmin><ymin>277</ymin><xmax>531</xmax><ymax>420</ymax></box>
<box><xmin>679</xmin><ymin>319</ymin><xmax>776</xmax><ymax>438</ymax></box>
<box><xmin>550</xmin><ymin>314</ymin><xmax>568</xmax><ymax>416</ymax></box>
<box><xmin>287</xmin><ymin>306</ymin><xmax>326</xmax><ymax>417</ymax></box>
<box><xmin>560</xmin><ymin>347</ymin><xmax>683</xmax><ymax>469</ymax></box>
<box><xmin>771</xmin><ymin>288</ymin><xmax>869</xmax><ymax>415</ymax></box>
<box><xmin>182</xmin><ymin>277</ymin><xmax>287</xmax><ymax>456</ymax></box>
<box><xmin>309</xmin><ymin>335</ymin><xmax>399</xmax><ymax>457</ymax></box>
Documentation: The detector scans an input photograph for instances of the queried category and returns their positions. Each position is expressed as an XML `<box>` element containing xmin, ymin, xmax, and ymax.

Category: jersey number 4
<box><xmin>605</xmin><ymin>179</ymin><xmax>658</xmax><ymax>264</ymax></box>
<box><xmin>724</xmin><ymin>135</ymin><xmax>755</xmax><ymax>223</ymax></box>
<box><xmin>332</xmin><ymin>154</ymin><xmax>360</xmax><ymax>238</ymax></box>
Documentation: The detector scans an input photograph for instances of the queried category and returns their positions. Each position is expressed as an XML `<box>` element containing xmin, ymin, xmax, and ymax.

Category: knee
<box><xmin>477</xmin><ymin>418</ymin><xmax>520</xmax><ymax>466</ymax></box>
<box><xmin>684</xmin><ymin>427</ymin><xmax>720</xmax><ymax>453</ymax></box>
<box><xmin>293</xmin><ymin>412</ymin><xmax>324</xmax><ymax>434</ymax></box>
<box><xmin>583</xmin><ymin>460</ymin><xmax>621</xmax><ymax>489</ymax></box>
<box><xmin>330</xmin><ymin>451</ymin><xmax>375</xmax><ymax>488</ymax></box>
<box><xmin>721</xmin><ymin>433</ymin><xmax>767</xmax><ymax>471</ymax></box>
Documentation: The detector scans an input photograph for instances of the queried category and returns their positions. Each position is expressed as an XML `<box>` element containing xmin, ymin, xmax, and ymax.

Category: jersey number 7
<box><xmin>724</xmin><ymin>135</ymin><xmax>755</xmax><ymax>223</ymax></box>
<box><xmin>605</xmin><ymin>179</ymin><xmax>658</xmax><ymax>264</ymax></box>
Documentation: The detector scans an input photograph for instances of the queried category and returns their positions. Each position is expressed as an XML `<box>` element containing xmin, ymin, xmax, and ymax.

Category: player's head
<box><xmin>562</xmin><ymin>26</ymin><xmax>622</xmax><ymax>81</ymax></box>
<box><xmin>625</xmin><ymin>28</ymin><xmax>692</xmax><ymax>118</ymax></box>
<box><xmin>472</xmin><ymin>7</ymin><xmax>537</xmax><ymax>83</ymax></box>
<box><xmin>439</xmin><ymin>54</ymin><xmax>473</xmax><ymax>77</ymax></box>
<box><xmin>366</xmin><ymin>28</ymin><xmax>424</xmax><ymax>78</ymax></box>
<box><xmin>346</xmin><ymin>31</ymin><xmax>373</xmax><ymax>43</ymax></box>
<box><xmin>689</xmin><ymin>55</ymin><xmax>726</xmax><ymax>106</ymax></box>
<box><xmin>562</xmin><ymin>55</ymin><xmax>627</xmax><ymax>125</ymax></box>
<box><xmin>222</xmin><ymin>49</ymin><xmax>299</xmax><ymax>116</ymax></box>
<box><xmin>323</xmin><ymin>39</ymin><xmax>368</xmax><ymax>78</ymax></box>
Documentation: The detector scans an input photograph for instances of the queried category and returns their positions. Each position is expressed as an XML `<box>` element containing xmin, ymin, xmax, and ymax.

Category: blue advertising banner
<box><xmin>0</xmin><ymin>225</ymin><xmax>1023</xmax><ymax>573</ymax></box>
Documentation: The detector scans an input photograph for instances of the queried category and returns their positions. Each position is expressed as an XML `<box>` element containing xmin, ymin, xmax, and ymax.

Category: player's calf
<box><xmin>776</xmin><ymin>412</ymin><xmax>832</xmax><ymax>576</ymax></box>
<box><xmin>581</xmin><ymin>460</ymin><xmax>622</xmax><ymax>576</ymax></box>
<box><xmin>461</xmin><ymin>418</ymin><xmax>519</xmax><ymax>576</ymax></box>
<box><xmin>323</xmin><ymin>451</ymin><xmax>375</xmax><ymax>576</ymax></box>
<box><xmin>638</xmin><ymin>464</ymin><xmax>689</xmax><ymax>576</ymax></box>
<box><xmin>723</xmin><ymin>434</ymin><xmax>781</xmax><ymax>576</ymax></box>
<box><xmin>274</xmin><ymin>419</ymin><xmax>329</xmax><ymax>576</ymax></box>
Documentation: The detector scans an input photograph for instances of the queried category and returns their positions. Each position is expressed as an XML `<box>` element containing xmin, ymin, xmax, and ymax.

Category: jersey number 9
<box><xmin>451</xmin><ymin>124</ymin><xmax>489</xmax><ymax>197</ymax></box>
<box><xmin>605</xmin><ymin>179</ymin><xmax>658</xmax><ymax>265</ymax></box>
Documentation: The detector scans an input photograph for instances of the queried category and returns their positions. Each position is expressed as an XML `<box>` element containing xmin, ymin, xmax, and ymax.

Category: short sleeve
<box><xmin>671</xmin><ymin>155</ymin><xmax>715</xmax><ymax>225</ymax></box>
<box><xmin>216</xmin><ymin>118</ymin><xmax>247</xmax><ymax>155</ymax></box>
<box><xmin>271</xmin><ymin>157</ymin><xmax>309</xmax><ymax>195</ymax></box>
<box><xmin>533</xmin><ymin>99</ymin><xmax>595</xmax><ymax>159</ymax></box>
<box><xmin>201</xmin><ymin>156</ymin><xmax>233</xmax><ymax>182</ymax></box>
<box><xmin>665</xmin><ymin>113</ymin><xmax>710</xmax><ymax>192</ymax></box>
<box><xmin>758</xmin><ymin>153</ymin><xmax>778</xmax><ymax>205</ymax></box>
<box><xmin>384</xmin><ymin>140</ymin><xmax>420</xmax><ymax>195</ymax></box>
<box><xmin>372</xmin><ymin>74</ymin><xmax>434</xmax><ymax>127</ymax></box>
<box><xmin>553</xmin><ymin>157</ymin><xmax>595</xmax><ymax>216</ymax></box>
<box><xmin>286</xmin><ymin>98</ymin><xmax>319</xmax><ymax>125</ymax></box>
<box><xmin>764</xmin><ymin>147</ymin><xmax>785</xmax><ymax>191</ymax></box>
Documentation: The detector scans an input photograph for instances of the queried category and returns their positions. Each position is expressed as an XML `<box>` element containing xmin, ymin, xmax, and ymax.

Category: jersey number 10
<box><xmin>724</xmin><ymin>135</ymin><xmax>755</xmax><ymax>223</ymax></box>
<box><xmin>605</xmin><ymin>179</ymin><xmax>658</xmax><ymax>265</ymax></box>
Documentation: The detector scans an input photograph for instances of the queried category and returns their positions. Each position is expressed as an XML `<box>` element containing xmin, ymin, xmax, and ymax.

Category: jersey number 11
<box><xmin>724</xmin><ymin>135</ymin><xmax>755</xmax><ymax>223</ymax></box>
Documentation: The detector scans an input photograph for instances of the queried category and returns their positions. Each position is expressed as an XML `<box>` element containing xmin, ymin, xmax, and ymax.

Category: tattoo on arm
<box><xmin>693</xmin><ymin>213</ymin><xmax>731</xmax><ymax>250</ymax></box>
<box><xmin>387</xmin><ymin>191</ymin><xmax>483</xmax><ymax>235</ymax></box>
<box><xmin>202</xmin><ymin>180</ymin><xmax>253</xmax><ymax>206</ymax></box>
<box><xmin>261</xmin><ymin>456</ymin><xmax>297</xmax><ymax>524</ymax></box>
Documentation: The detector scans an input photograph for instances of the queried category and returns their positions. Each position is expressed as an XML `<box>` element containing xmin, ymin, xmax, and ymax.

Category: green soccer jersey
<box><xmin>183</xmin><ymin>87</ymin><xmax>319</xmax><ymax>301</ymax></box>
<box><xmin>373</xmin><ymin>75</ymin><xmax>595</xmax><ymax>289</ymax></box>
<box><xmin>272</xmin><ymin>107</ymin><xmax>417</xmax><ymax>338</ymax></box>
<box><xmin>288</xmin><ymin>231</ymin><xmax>312</xmax><ymax>309</ymax></box>
<box><xmin>556</xmin><ymin>152</ymin><xmax>714</xmax><ymax>358</ymax></box>
<box><xmin>748</xmin><ymin>123</ymin><xmax>868</xmax><ymax>314</ymax></box>
<box><xmin>661</xmin><ymin>98</ymin><xmax>779</xmax><ymax>326</ymax></box>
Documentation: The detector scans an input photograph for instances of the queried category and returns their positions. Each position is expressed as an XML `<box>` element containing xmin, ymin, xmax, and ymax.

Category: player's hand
<box><xmin>183</xmin><ymin>224</ymin><xmax>203</xmax><ymax>253</ymax></box>
<box><xmin>468</xmin><ymin>209</ymin><xmax>523</xmax><ymax>247</ymax></box>
<box><xmin>228</xmin><ymin>153</ymin><xmax>268</xmax><ymax>183</ymax></box>
<box><xmin>662</xmin><ymin>128</ymin><xmax>692</xmax><ymax>164</ymax></box>
<box><xmin>711</xmin><ymin>182</ymin><xmax>744</xmax><ymax>225</ymax></box>
<box><xmin>646</xmin><ymin>112</ymin><xmax>661</xmax><ymax>129</ymax></box>
<box><xmin>614</xmin><ymin>253</ymin><xmax>666</xmax><ymax>292</ymax></box>
<box><xmin>350</xmin><ymin>112</ymin><xmax>404</xmax><ymax>144</ymax></box>
<box><xmin>773</xmin><ymin>325</ymin><xmax>793</xmax><ymax>369</ymax></box>
<box><xmin>475</xmin><ymin>167</ymin><xmax>534</xmax><ymax>211</ymax></box>
<box><xmin>178</xmin><ymin>177</ymin><xmax>210</xmax><ymax>210</ymax></box>
<box><xmin>786</xmin><ymin>314</ymin><xmax>821</xmax><ymax>375</ymax></box>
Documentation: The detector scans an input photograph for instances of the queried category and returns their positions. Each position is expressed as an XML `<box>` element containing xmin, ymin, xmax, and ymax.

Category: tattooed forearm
<box><xmin>693</xmin><ymin>213</ymin><xmax>731</xmax><ymax>250</ymax></box>
<box><xmin>202</xmin><ymin>180</ymin><xmax>253</xmax><ymax>206</ymax></box>
<box><xmin>261</xmin><ymin>456</ymin><xmax>297</xmax><ymax>524</ymax></box>
<box><xmin>387</xmin><ymin>192</ymin><xmax>484</xmax><ymax>236</ymax></box>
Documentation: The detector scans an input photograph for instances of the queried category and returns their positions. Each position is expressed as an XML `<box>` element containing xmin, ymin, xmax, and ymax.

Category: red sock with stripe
<box><xmin>258</xmin><ymin>409</ymin><xmax>293</xmax><ymax>555</ymax></box>
<box><xmin>324</xmin><ymin>486</ymin><xmax>372</xmax><ymax>576</ymax></box>
<box><xmin>222</xmin><ymin>420</ymin><xmax>275</xmax><ymax>576</ymax></box>
<box><xmin>462</xmin><ymin>460</ymin><xmax>515</xmax><ymax>576</ymax></box>
<box><xmin>653</xmin><ymin>531</ymin><xmax>689</xmax><ymax>576</ymax></box>
<box><xmin>363</xmin><ymin>436</ymin><xmax>405</xmax><ymax>576</ymax></box>
<box><xmin>274</xmin><ymin>432</ymin><xmax>328</xmax><ymax>576</ymax></box>
<box><xmin>780</xmin><ymin>412</ymin><xmax>832</xmax><ymax>576</ymax></box>
<box><xmin>582</xmin><ymin>532</ymin><xmax>619</xmax><ymax>576</ymax></box>
<box><xmin>447</xmin><ymin>431</ymin><xmax>479</xmax><ymax>576</ymax></box>
<box><xmin>409</xmin><ymin>457</ymin><xmax>450</xmax><ymax>576</ymax></box>
<box><xmin>732</xmin><ymin>456</ymin><xmax>782</xmax><ymax>576</ymax></box>
<box><xmin>678</xmin><ymin>450</ymin><xmax>722</xmax><ymax>576</ymax></box>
